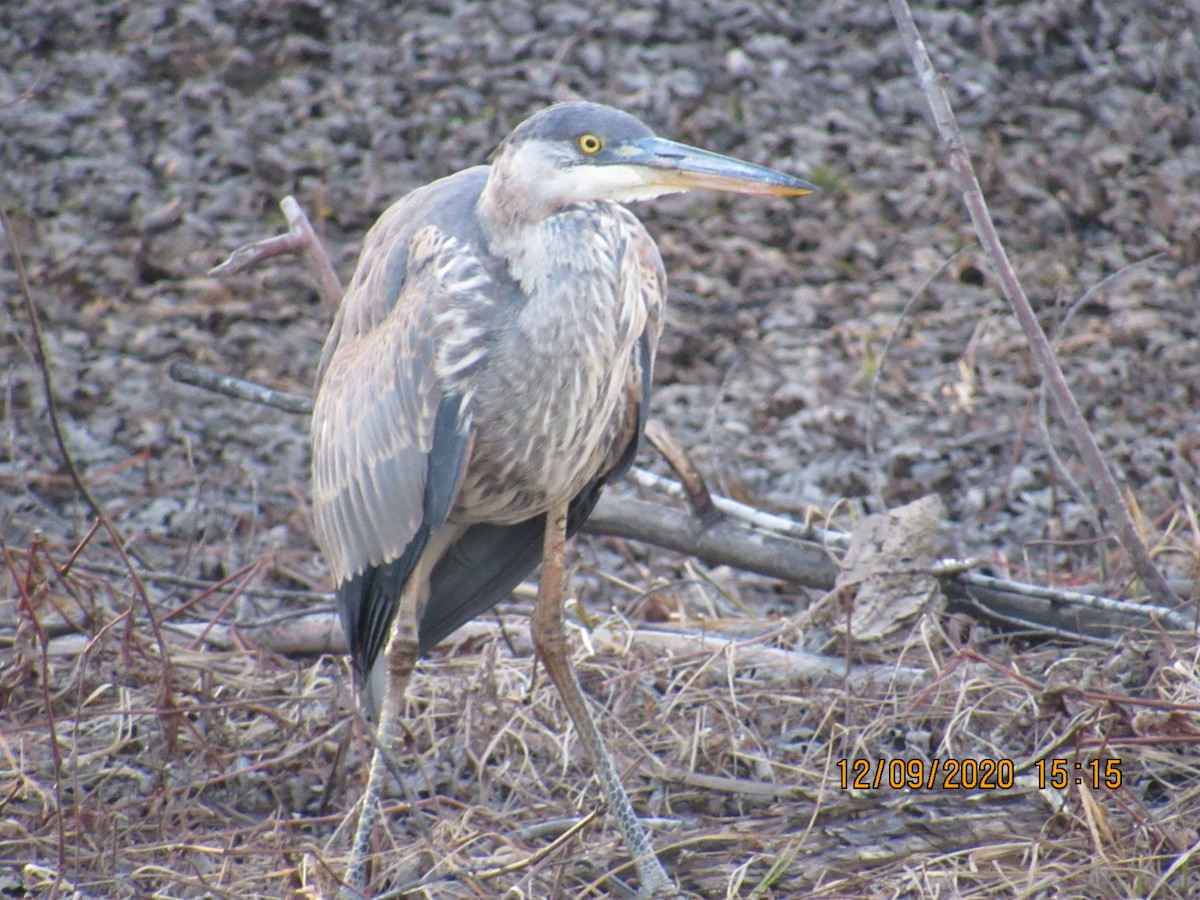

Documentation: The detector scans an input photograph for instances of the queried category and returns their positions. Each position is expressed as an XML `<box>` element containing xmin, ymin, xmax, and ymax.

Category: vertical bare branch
<box><xmin>2</xmin><ymin>207</ymin><xmax>177</xmax><ymax>705</ymax></box>
<box><xmin>886</xmin><ymin>0</ymin><xmax>1179</xmax><ymax>608</ymax></box>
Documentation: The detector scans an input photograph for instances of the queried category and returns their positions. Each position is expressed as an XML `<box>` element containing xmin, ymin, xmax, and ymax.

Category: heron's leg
<box><xmin>531</xmin><ymin>503</ymin><xmax>672</xmax><ymax>898</ymax></box>
<box><xmin>342</xmin><ymin>583</ymin><xmax>422</xmax><ymax>899</ymax></box>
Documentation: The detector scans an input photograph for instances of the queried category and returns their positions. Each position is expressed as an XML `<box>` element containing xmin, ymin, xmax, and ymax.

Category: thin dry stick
<box><xmin>643</xmin><ymin>419</ymin><xmax>718</xmax><ymax>525</ymax></box>
<box><xmin>447</xmin><ymin>810</ymin><xmax>598</xmax><ymax>883</ymax></box>
<box><xmin>3</xmin><ymin>208</ymin><xmax>106</xmax><ymax>529</ymax></box>
<box><xmin>3</xmin><ymin>208</ymin><xmax>176</xmax><ymax>685</ymax></box>
<box><xmin>887</xmin><ymin>0</ymin><xmax>1179</xmax><ymax>609</ymax></box>
<box><xmin>3</xmin><ymin>539</ymin><xmax>68</xmax><ymax>893</ymax></box>
<box><xmin>167</xmin><ymin>362</ymin><xmax>313</xmax><ymax>415</ymax></box>
<box><xmin>1034</xmin><ymin>254</ymin><xmax>1168</xmax><ymax>545</ymax></box>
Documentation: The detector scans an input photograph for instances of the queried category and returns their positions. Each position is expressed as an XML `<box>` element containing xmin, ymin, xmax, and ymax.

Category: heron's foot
<box><xmin>633</xmin><ymin>854</ymin><xmax>675</xmax><ymax>899</ymax></box>
<box><xmin>340</xmin><ymin>800</ymin><xmax>373</xmax><ymax>898</ymax></box>
<box><xmin>338</xmin><ymin>876</ymin><xmax>366</xmax><ymax>900</ymax></box>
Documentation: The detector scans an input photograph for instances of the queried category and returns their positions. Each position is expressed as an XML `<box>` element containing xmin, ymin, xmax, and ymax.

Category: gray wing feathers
<box><xmin>313</xmin><ymin>167</ymin><xmax>492</xmax><ymax>588</ymax></box>
<box><xmin>311</xmin><ymin>312</ymin><xmax>439</xmax><ymax>585</ymax></box>
<box><xmin>312</xmin><ymin>210</ymin><xmax>481</xmax><ymax>680</ymax></box>
<box><xmin>315</xmin><ymin>166</ymin><xmax>492</xmax><ymax>387</ymax></box>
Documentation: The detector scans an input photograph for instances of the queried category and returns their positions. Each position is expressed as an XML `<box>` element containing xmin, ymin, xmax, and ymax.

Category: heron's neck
<box><xmin>477</xmin><ymin>170</ymin><xmax>557</xmax><ymax>243</ymax></box>
<box><xmin>476</xmin><ymin>184</ymin><xmax>574</xmax><ymax>297</ymax></box>
<box><xmin>485</xmin><ymin>216</ymin><xmax>571</xmax><ymax>306</ymax></box>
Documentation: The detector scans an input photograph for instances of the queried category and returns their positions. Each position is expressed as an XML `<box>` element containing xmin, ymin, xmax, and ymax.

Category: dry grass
<box><xmin>3</xmin><ymin>530</ymin><xmax>1199</xmax><ymax>899</ymax></box>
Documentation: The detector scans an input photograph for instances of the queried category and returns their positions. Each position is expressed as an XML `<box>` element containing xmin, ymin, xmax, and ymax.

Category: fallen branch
<box><xmin>44</xmin><ymin>609</ymin><xmax>344</xmax><ymax>659</ymax></box>
<box><xmin>44</xmin><ymin>609</ymin><xmax>928</xmax><ymax>693</ymax></box>
<box><xmin>584</xmin><ymin>494</ymin><xmax>840</xmax><ymax>592</ymax></box>
<box><xmin>166</xmin><ymin>364</ymin><xmax>1194</xmax><ymax>640</ymax></box>
<box><xmin>168</xmin><ymin>362</ymin><xmax>312</xmax><ymax>415</ymax></box>
<box><xmin>587</xmin><ymin>490</ymin><xmax>1193</xmax><ymax>638</ymax></box>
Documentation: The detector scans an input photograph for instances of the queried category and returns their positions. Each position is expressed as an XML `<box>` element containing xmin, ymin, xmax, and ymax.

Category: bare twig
<box><xmin>3</xmin><ymin>537</ymin><xmax>68</xmax><ymax>891</ymax></box>
<box><xmin>2</xmin><ymin>207</ymin><xmax>107</xmax><ymax>528</ymax></box>
<box><xmin>643</xmin><ymin>420</ymin><xmax>718</xmax><ymax>525</ymax></box>
<box><xmin>1035</xmin><ymin>254</ymin><xmax>1168</xmax><ymax>543</ymax></box>
<box><xmin>210</xmin><ymin>195</ymin><xmax>344</xmax><ymax>308</ymax></box>
<box><xmin>624</xmin><ymin>466</ymin><xmax>848</xmax><ymax>548</ymax></box>
<box><xmin>168</xmin><ymin>362</ymin><xmax>313</xmax><ymax>414</ymax></box>
<box><xmin>887</xmin><ymin>0</ymin><xmax>1179</xmax><ymax>609</ymax></box>
<box><xmin>0</xmin><ymin>58</ymin><xmax>48</xmax><ymax>110</ymax></box>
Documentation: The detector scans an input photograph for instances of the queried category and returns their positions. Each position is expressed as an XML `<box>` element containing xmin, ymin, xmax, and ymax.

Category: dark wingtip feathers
<box><xmin>338</xmin><ymin>525</ymin><xmax>430</xmax><ymax>679</ymax></box>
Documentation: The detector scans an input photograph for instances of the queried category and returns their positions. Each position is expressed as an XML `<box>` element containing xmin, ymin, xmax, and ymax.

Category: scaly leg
<box><xmin>531</xmin><ymin>503</ymin><xmax>672</xmax><ymax>897</ymax></box>
<box><xmin>341</xmin><ymin>582</ymin><xmax>422</xmax><ymax>898</ymax></box>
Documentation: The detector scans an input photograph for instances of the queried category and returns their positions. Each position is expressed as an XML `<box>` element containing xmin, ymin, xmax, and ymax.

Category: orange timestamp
<box><xmin>1033</xmin><ymin>757</ymin><xmax>1123</xmax><ymax>790</ymax></box>
<box><xmin>836</xmin><ymin>757</ymin><xmax>1015</xmax><ymax>791</ymax></box>
<box><xmin>835</xmin><ymin>757</ymin><xmax>1125</xmax><ymax>791</ymax></box>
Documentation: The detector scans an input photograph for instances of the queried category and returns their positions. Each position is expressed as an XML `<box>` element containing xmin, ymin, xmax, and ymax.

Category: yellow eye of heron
<box><xmin>577</xmin><ymin>133</ymin><xmax>603</xmax><ymax>154</ymax></box>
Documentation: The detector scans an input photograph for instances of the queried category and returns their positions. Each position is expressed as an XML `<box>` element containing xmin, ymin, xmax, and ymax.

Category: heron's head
<box><xmin>485</xmin><ymin>101</ymin><xmax>816</xmax><ymax>219</ymax></box>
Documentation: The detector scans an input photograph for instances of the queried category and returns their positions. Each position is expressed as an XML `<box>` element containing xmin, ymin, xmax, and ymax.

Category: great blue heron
<box><xmin>311</xmin><ymin>100</ymin><xmax>814</xmax><ymax>897</ymax></box>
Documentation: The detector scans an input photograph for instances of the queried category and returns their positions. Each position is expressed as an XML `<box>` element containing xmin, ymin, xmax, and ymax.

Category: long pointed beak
<box><xmin>620</xmin><ymin>136</ymin><xmax>816</xmax><ymax>196</ymax></box>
